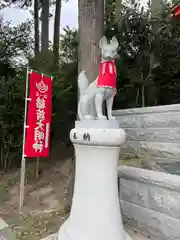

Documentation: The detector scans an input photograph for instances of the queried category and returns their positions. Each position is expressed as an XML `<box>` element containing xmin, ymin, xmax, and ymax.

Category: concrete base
<box><xmin>58</xmin><ymin>120</ymin><xmax>133</xmax><ymax>240</ymax></box>
<box><xmin>42</xmin><ymin>228</ymin><xmax>149</xmax><ymax>240</ymax></box>
<box><xmin>58</xmin><ymin>225</ymin><xmax>133</xmax><ymax>240</ymax></box>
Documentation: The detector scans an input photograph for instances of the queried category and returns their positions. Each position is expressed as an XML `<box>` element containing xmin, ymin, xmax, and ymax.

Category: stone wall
<box><xmin>113</xmin><ymin>104</ymin><xmax>180</xmax><ymax>172</ymax></box>
<box><xmin>118</xmin><ymin>166</ymin><xmax>180</xmax><ymax>240</ymax></box>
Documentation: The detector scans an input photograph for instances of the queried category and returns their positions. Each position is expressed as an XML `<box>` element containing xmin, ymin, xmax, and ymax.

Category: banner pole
<box><xmin>19</xmin><ymin>67</ymin><xmax>30</xmax><ymax>214</ymax></box>
<box><xmin>49</xmin><ymin>76</ymin><xmax>53</xmax><ymax>161</ymax></box>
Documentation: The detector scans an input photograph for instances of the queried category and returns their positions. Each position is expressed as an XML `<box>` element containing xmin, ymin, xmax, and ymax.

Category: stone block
<box><xmin>120</xmin><ymin>141</ymin><xmax>139</xmax><ymax>155</ymax></box>
<box><xmin>118</xmin><ymin>166</ymin><xmax>180</xmax><ymax>192</ymax></box>
<box><xmin>123</xmin><ymin>129</ymin><xmax>140</xmax><ymax>142</ymax></box>
<box><xmin>115</xmin><ymin>115</ymin><xmax>141</xmax><ymax>128</ymax></box>
<box><xmin>113</xmin><ymin>103</ymin><xmax>180</xmax><ymax>116</ymax></box>
<box><xmin>139</xmin><ymin>141</ymin><xmax>180</xmax><ymax>159</ymax></box>
<box><xmin>141</xmin><ymin>112</ymin><xmax>180</xmax><ymax>128</ymax></box>
<box><xmin>120</xmin><ymin>179</ymin><xmax>148</xmax><ymax>208</ymax></box>
<box><xmin>148</xmin><ymin>185</ymin><xmax>180</xmax><ymax>219</ymax></box>
<box><xmin>125</xmin><ymin>128</ymin><xmax>180</xmax><ymax>143</ymax></box>
<box><xmin>138</xmin><ymin>155</ymin><xmax>179</xmax><ymax>165</ymax></box>
<box><xmin>121</xmin><ymin>200</ymin><xmax>180</xmax><ymax>240</ymax></box>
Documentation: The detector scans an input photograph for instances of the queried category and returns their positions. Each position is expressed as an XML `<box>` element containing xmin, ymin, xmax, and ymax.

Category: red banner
<box><xmin>24</xmin><ymin>71</ymin><xmax>52</xmax><ymax>158</ymax></box>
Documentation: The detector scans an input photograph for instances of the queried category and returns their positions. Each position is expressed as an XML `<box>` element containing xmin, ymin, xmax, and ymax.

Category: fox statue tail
<box><xmin>78</xmin><ymin>71</ymin><xmax>89</xmax><ymax>120</ymax></box>
<box><xmin>78</xmin><ymin>71</ymin><xmax>89</xmax><ymax>98</ymax></box>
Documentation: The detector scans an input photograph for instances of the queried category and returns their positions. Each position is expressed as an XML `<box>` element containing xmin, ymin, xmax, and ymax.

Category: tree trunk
<box><xmin>68</xmin><ymin>0</ymin><xmax>104</xmax><ymax>209</ymax></box>
<box><xmin>150</xmin><ymin>0</ymin><xmax>162</xmax><ymax>19</ymax></box>
<box><xmin>78</xmin><ymin>0</ymin><xmax>104</xmax><ymax>82</ymax></box>
<box><xmin>136</xmin><ymin>88</ymin><xmax>139</xmax><ymax>106</ymax></box>
<box><xmin>115</xmin><ymin>0</ymin><xmax>122</xmax><ymax>23</ymax></box>
<box><xmin>34</xmin><ymin>0</ymin><xmax>40</xmax><ymax>57</ymax></box>
<box><xmin>41</xmin><ymin>0</ymin><xmax>49</xmax><ymax>52</ymax></box>
<box><xmin>141</xmin><ymin>85</ymin><xmax>145</xmax><ymax>107</ymax></box>
<box><xmin>53</xmin><ymin>0</ymin><xmax>62</xmax><ymax>69</ymax></box>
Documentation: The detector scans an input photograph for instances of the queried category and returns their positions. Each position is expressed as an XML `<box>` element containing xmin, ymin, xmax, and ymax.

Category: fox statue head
<box><xmin>99</xmin><ymin>36</ymin><xmax>119</xmax><ymax>61</ymax></box>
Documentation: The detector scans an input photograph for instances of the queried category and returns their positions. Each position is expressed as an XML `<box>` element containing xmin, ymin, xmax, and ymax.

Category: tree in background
<box><xmin>0</xmin><ymin>17</ymin><xmax>33</xmax><ymax>169</ymax></box>
<box><xmin>41</xmin><ymin>0</ymin><xmax>50</xmax><ymax>52</ymax></box>
<box><xmin>150</xmin><ymin>0</ymin><xmax>162</xmax><ymax>18</ymax></box>
<box><xmin>78</xmin><ymin>0</ymin><xmax>104</xmax><ymax>82</ymax></box>
<box><xmin>34</xmin><ymin>0</ymin><xmax>40</xmax><ymax>56</ymax></box>
<box><xmin>53</xmin><ymin>0</ymin><xmax>62</xmax><ymax>68</ymax></box>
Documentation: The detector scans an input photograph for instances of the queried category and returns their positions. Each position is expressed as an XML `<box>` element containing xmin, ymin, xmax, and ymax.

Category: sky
<box><xmin>1</xmin><ymin>0</ymin><xmax>147</xmax><ymax>40</ymax></box>
<box><xmin>1</xmin><ymin>0</ymin><xmax>78</xmax><ymax>40</ymax></box>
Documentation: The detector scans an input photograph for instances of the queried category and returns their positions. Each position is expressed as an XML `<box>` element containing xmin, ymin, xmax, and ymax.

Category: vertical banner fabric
<box><xmin>24</xmin><ymin>71</ymin><xmax>52</xmax><ymax>158</ymax></box>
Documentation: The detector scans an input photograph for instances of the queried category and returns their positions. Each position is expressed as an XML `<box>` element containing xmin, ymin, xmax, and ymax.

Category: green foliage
<box><xmin>0</xmin><ymin>73</ymin><xmax>25</xmax><ymax>169</ymax></box>
<box><xmin>51</xmin><ymin>61</ymin><xmax>77</xmax><ymax>144</ymax></box>
<box><xmin>113</xmin><ymin>0</ymin><xmax>180</xmax><ymax>108</ymax></box>
<box><xmin>0</xmin><ymin>17</ymin><xmax>33</xmax><ymax>168</ymax></box>
<box><xmin>60</xmin><ymin>27</ymin><xmax>78</xmax><ymax>63</ymax></box>
<box><xmin>0</xmin><ymin>17</ymin><xmax>33</xmax><ymax>69</ymax></box>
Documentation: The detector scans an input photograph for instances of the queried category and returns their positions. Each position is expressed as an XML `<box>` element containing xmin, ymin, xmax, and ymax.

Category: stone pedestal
<box><xmin>58</xmin><ymin>120</ymin><xmax>133</xmax><ymax>240</ymax></box>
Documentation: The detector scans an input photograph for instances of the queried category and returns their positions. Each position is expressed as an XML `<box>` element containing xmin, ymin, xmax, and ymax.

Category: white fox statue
<box><xmin>78</xmin><ymin>36</ymin><xmax>119</xmax><ymax>120</ymax></box>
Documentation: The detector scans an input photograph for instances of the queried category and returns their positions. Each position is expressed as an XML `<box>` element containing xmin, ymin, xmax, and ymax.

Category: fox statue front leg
<box><xmin>79</xmin><ymin>95</ymin><xmax>95</xmax><ymax>120</ymax></box>
<box><xmin>95</xmin><ymin>89</ymin><xmax>107</xmax><ymax>120</ymax></box>
<box><xmin>106</xmin><ymin>94</ymin><xmax>116</xmax><ymax>120</ymax></box>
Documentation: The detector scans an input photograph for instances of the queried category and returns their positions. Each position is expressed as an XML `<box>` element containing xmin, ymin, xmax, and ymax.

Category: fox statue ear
<box><xmin>99</xmin><ymin>36</ymin><xmax>107</xmax><ymax>48</ymax></box>
<box><xmin>110</xmin><ymin>36</ymin><xmax>119</xmax><ymax>49</ymax></box>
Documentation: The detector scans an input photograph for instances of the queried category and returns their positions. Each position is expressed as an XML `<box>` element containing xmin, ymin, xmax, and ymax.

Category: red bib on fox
<box><xmin>97</xmin><ymin>61</ymin><xmax>117</xmax><ymax>89</ymax></box>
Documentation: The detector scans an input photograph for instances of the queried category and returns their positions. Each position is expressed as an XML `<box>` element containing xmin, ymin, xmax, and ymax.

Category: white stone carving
<box><xmin>78</xmin><ymin>36</ymin><xmax>119</xmax><ymax>120</ymax></box>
